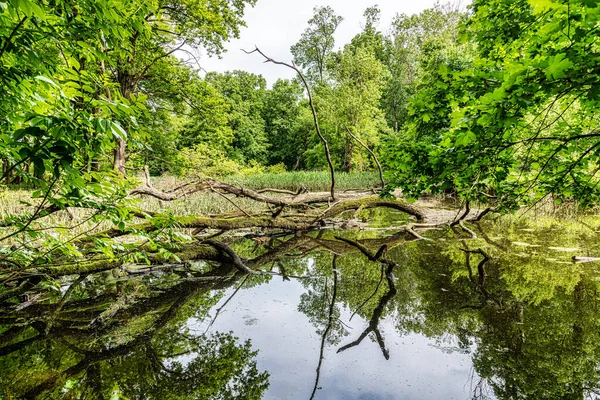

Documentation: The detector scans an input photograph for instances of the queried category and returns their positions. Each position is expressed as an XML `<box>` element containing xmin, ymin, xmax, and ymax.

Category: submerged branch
<box><xmin>310</xmin><ymin>255</ymin><xmax>339</xmax><ymax>400</ymax></box>
<box><xmin>203</xmin><ymin>239</ymin><xmax>257</xmax><ymax>274</ymax></box>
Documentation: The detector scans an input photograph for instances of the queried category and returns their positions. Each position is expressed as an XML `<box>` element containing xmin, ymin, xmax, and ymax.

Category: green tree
<box><xmin>206</xmin><ymin>70</ymin><xmax>269</xmax><ymax>163</ymax></box>
<box><xmin>386</xmin><ymin>0</ymin><xmax>600</xmax><ymax>209</ymax></box>
<box><xmin>380</xmin><ymin>3</ymin><xmax>465</xmax><ymax>133</ymax></box>
<box><xmin>104</xmin><ymin>0</ymin><xmax>256</xmax><ymax>175</ymax></box>
<box><xmin>325</xmin><ymin>46</ymin><xmax>388</xmax><ymax>172</ymax></box>
<box><xmin>290</xmin><ymin>6</ymin><xmax>343</xmax><ymax>85</ymax></box>
<box><xmin>261</xmin><ymin>79</ymin><xmax>308</xmax><ymax>169</ymax></box>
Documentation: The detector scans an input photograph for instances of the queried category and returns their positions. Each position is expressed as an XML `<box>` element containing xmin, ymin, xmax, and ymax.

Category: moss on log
<box><xmin>317</xmin><ymin>197</ymin><xmax>424</xmax><ymax>222</ymax></box>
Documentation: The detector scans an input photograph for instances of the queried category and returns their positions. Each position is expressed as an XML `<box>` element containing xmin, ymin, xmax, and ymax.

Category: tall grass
<box><xmin>1</xmin><ymin>172</ymin><xmax>378</xmax><ymax>225</ymax></box>
<box><xmin>223</xmin><ymin>171</ymin><xmax>380</xmax><ymax>192</ymax></box>
<box><xmin>140</xmin><ymin>191</ymin><xmax>268</xmax><ymax>216</ymax></box>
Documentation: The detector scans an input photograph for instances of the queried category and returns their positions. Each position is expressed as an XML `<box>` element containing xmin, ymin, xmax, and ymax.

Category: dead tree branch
<box><xmin>203</xmin><ymin>239</ymin><xmax>257</xmax><ymax>274</ymax></box>
<box><xmin>243</xmin><ymin>46</ymin><xmax>336</xmax><ymax>201</ymax></box>
<box><xmin>451</xmin><ymin>200</ymin><xmax>471</xmax><ymax>226</ymax></box>
<box><xmin>316</xmin><ymin>198</ymin><xmax>424</xmax><ymax>223</ymax></box>
<box><xmin>467</xmin><ymin>207</ymin><xmax>496</xmax><ymax>222</ymax></box>
<box><xmin>345</xmin><ymin>126</ymin><xmax>385</xmax><ymax>190</ymax></box>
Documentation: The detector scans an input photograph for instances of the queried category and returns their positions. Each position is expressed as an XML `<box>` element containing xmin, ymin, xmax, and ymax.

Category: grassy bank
<box><xmin>224</xmin><ymin>171</ymin><xmax>380</xmax><ymax>192</ymax></box>
<box><xmin>145</xmin><ymin>171</ymin><xmax>380</xmax><ymax>217</ymax></box>
<box><xmin>0</xmin><ymin>172</ymin><xmax>379</xmax><ymax>234</ymax></box>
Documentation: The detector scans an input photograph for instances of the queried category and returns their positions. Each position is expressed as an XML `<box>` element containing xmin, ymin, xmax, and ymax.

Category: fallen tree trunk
<box><xmin>81</xmin><ymin>215</ymin><xmax>311</xmax><ymax>243</ymax></box>
<box><xmin>316</xmin><ymin>198</ymin><xmax>424</xmax><ymax>222</ymax></box>
<box><xmin>83</xmin><ymin>197</ymin><xmax>425</xmax><ymax>243</ymax></box>
<box><xmin>131</xmin><ymin>179</ymin><xmax>373</xmax><ymax>207</ymax></box>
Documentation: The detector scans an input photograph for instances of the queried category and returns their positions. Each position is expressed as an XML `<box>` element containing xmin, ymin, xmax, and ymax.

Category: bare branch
<box><xmin>243</xmin><ymin>46</ymin><xmax>336</xmax><ymax>200</ymax></box>
<box><xmin>345</xmin><ymin>127</ymin><xmax>385</xmax><ymax>190</ymax></box>
<box><xmin>203</xmin><ymin>239</ymin><xmax>257</xmax><ymax>274</ymax></box>
<box><xmin>0</xmin><ymin>17</ymin><xmax>27</xmax><ymax>60</ymax></box>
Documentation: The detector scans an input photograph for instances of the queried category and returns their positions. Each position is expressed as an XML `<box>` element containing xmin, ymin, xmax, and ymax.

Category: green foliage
<box><xmin>385</xmin><ymin>0</ymin><xmax>600</xmax><ymax>210</ymax></box>
<box><xmin>206</xmin><ymin>70</ymin><xmax>269</xmax><ymax>163</ymax></box>
<box><xmin>262</xmin><ymin>79</ymin><xmax>309</xmax><ymax>168</ymax></box>
<box><xmin>379</xmin><ymin>3</ymin><xmax>465</xmax><ymax>133</ymax></box>
<box><xmin>0</xmin><ymin>0</ymin><xmax>257</xmax><ymax>278</ymax></box>
<box><xmin>290</xmin><ymin>6</ymin><xmax>343</xmax><ymax>85</ymax></box>
<box><xmin>320</xmin><ymin>45</ymin><xmax>388</xmax><ymax>172</ymax></box>
<box><xmin>179</xmin><ymin>143</ymin><xmax>284</xmax><ymax>179</ymax></box>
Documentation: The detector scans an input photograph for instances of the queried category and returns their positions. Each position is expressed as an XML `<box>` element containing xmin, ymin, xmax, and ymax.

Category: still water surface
<box><xmin>2</xmin><ymin>216</ymin><xmax>600</xmax><ymax>399</ymax></box>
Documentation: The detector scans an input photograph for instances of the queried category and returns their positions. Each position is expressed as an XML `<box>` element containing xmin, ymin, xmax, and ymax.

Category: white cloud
<box><xmin>194</xmin><ymin>0</ymin><xmax>467</xmax><ymax>86</ymax></box>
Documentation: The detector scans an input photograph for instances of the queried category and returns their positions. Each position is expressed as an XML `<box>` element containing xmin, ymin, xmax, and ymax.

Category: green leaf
<box><xmin>32</xmin><ymin>157</ymin><xmax>45</xmax><ymax>176</ymax></box>
<box><xmin>530</xmin><ymin>0</ymin><xmax>555</xmax><ymax>14</ymax></box>
<box><xmin>545</xmin><ymin>53</ymin><xmax>574</xmax><ymax>80</ymax></box>
<box><xmin>35</xmin><ymin>75</ymin><xmax>60</xmax><ymax>89</ymax></box>
<box><xmin>110</xmin><ymin>121</ymin><xmax>128</xmax><ymax>141</ymax></box>
<box><xmin>454</xmin><ymin>131</ymin><xmax>476</xmax><ymax>147</ymax></box>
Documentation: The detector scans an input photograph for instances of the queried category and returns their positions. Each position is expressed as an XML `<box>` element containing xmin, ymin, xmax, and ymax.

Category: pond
<box><xmin>2</xmin><ymin>215</ymin><xmax>600</xmax><ymax>399</ymax></box>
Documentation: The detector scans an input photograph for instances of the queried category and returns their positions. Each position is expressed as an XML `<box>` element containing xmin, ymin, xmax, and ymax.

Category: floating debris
<box><xmin>511</xmin><ymin>241</ymin><xmax>542</xmax><ymax>247</ymax></box>
<box><xmin>572</xmin><ymin>256</ymin><xmax>600</xmax><ymax>263</ymax></box>
<box><xmin>548</xmin><ymin>247</ymin><xmax>580</xmax><ymax>252</ymax></box>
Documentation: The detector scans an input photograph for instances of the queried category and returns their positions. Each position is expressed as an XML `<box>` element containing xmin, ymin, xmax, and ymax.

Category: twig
<box><xmin>345</xmin><ymin>126</ymin><xmax>385</xmax><ymax>190</ymax></box>
<box><xmin>0</xmin><ymin>17</ymin><xmax>27</xmax><ymax>60</ymax></box>
<box><xmin>204</xmin><ymin>274</ymin><xmax>250</xmax><ymax>333</ymax></box>
<box><xmin>210</xmin><ymin>187</ymin><xmax>252</xmax><ymax>217</ymax></box>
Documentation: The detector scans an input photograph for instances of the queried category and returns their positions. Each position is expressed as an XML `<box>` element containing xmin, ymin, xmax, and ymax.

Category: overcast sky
<box><xmin>193</xmin><ymin>0</ymin><xmax>463</xmax><ymax>86</ymax></box>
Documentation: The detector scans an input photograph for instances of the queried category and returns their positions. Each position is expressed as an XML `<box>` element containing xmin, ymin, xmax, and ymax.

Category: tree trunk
<box><xmin>113</xmin><ymin>138</ymin><xmax>127</xmax><ymax>177</ymax></box>
<box><xmin>343</xmin><ymin>139</ymin><xmax>354</xmax><ymax>173</ymax></box>
<box><xmin>3</xmin><ymin>160</ymin><xmax>9</xmax><ymax>185</ymax></box>
<box><xmin>114</xmin><ymin>70</ymin><xmax>132</xmax><ymax>177</ymax></box>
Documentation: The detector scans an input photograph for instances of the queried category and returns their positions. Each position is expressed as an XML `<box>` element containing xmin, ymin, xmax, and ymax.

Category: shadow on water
<box><xmin>2</xmin><ymin>216</ymin><xmax>600</xmax><ymax>399</ymax></box>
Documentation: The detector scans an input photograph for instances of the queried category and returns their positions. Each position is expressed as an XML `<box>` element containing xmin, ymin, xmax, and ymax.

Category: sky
<box><xmin>193</xmin><ymin>0</ymin><xmax>453</xmax><ymax>86</ymax></box>
<box><xmin>193</xmin><ymin>275</ymin><xmax>481</xmax><ymax>399</ymax></box>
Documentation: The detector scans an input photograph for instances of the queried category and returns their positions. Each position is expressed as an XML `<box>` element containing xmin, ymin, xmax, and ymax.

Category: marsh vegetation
<box><xmin>1</xmin><ymin>0</ymin><xmax>600</xmax><ymax>398</ymax></box>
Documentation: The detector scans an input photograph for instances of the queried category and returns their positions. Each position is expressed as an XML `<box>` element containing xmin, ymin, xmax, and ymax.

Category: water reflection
<box><xmin>2</xmin><ymin>219</ymin><xmax>600</xmax><ymax>399</ymax></box>
<box><xmin>0</xmin><ymin>265</ymin><xmax>269</xmax><ymax>399</ymax></box>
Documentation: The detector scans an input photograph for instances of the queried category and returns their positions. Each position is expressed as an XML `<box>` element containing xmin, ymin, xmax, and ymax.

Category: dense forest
<box><xmin>3</xmin><ymin>0</ymin><xmax>599</xmax><ymax>204</ymax></box>
<box><xmin>1</xmin><ymin>0</ymin><xmax>600</xmax><ymax>397</ymax></box>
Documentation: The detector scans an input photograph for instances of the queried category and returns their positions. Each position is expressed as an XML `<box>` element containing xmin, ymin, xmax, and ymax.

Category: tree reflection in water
<box><xmin>0</xmin><ymin>264</ymin><xmax>269</xmax><ymax>399</ymax></box>
<box><xmin>3</xmin><ymin>220</ymin><xmax>600</xmax><ymax>399</ymax></box>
